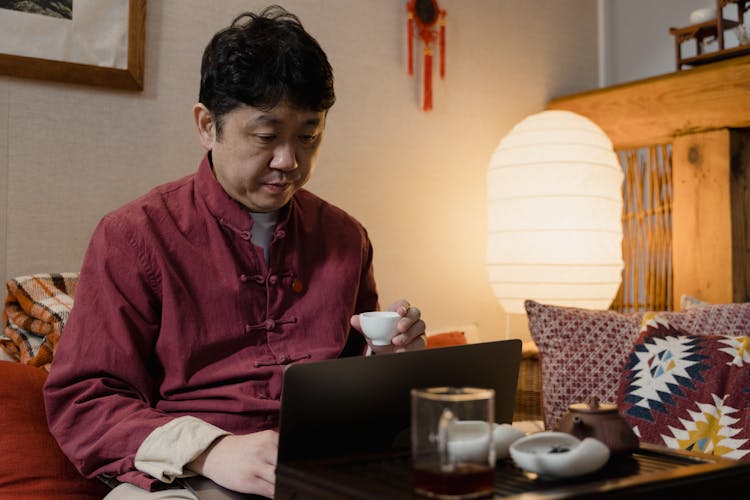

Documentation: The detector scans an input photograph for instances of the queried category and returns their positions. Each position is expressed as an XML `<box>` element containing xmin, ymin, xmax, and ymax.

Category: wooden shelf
<box><xmin>669</xmin><ymin>19</ymin><xmax>739</xmax><ymax>43</ymax></box>
<box><xmin>679</xmin><ymin>43</ymin><xmax>750</xmax><ymax>66</ymax></box>
<box><xmin>669</xmin><ymin>0</ymin><xmax>748</xmax><ymax>70</ymax></box>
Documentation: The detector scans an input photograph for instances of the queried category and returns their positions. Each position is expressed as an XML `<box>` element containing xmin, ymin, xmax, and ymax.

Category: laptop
<box><xmin>278</xmin><ymin>339</ymin><xmax>521</xmax><ymax>461</ymax></box>
<box><xmin>184</xmin><ymin>339</ymin><xmax>522</xmax><ymax>498</ymax></box>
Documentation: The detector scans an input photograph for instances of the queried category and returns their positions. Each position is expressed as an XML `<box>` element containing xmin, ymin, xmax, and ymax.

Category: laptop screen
<box><xmin>277</xmin><ymin>339</ymin><xmax>522</xmax><ymax>462</ymax></box>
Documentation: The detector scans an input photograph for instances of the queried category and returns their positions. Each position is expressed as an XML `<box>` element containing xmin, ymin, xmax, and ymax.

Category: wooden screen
<box><xmin>611</xmin><ymin>144</ymin><xmax>673</xmax><ymax>312</ymax></box>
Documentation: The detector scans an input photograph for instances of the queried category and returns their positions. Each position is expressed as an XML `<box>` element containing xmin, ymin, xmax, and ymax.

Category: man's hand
<box><xmin>187</xmin><ymin>430</ymin><xmax>278</xmax><ymax>498</ymax></box>
<box><xmin>351</xmin><ymin>299</ymin><xmax>427</xmax><ymax>353</ymax></box>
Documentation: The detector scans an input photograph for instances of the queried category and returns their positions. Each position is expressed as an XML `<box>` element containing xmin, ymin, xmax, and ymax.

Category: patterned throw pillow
<box><xmin>657</xmin><ymin>302</ymin><xmax>750</xmax><ymax>337</ymax></box>
<box><xmin>524</xmin><ymin>300</ymin><xmax>750</xmax><ymax>431</ymax></box>
<box><xmin>524</xmin><ymin>300</ymin><xmax>645</xmax><ymax>430</ymax></box>
<box><xmin>1</xmin><ymin>273</ymin><xmax>78</xmax><ymax>370</ymax></box>
<box><xmin>618</xmin><ymin>317</ymin><xmax>750</xmax><ymax>460</ymax></box>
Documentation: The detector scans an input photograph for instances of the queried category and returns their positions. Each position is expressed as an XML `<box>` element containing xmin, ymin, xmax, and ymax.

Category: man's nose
<box><xmin>270</xmin><ymin>144</ymin><xmax>298</xmax><ymax>170</ymax></box>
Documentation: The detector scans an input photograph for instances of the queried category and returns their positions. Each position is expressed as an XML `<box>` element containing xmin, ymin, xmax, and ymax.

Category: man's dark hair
<box><xmin>199</xmin><ymin>5</ymin><xmax>335</xmax><ymax>136</ymax></box>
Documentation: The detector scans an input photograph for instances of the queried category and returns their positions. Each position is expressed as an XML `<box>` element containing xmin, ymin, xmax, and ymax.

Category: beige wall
<box><xmin>0</xmin><ymin>0</ymin><xmax>598</xmax><ymax>342</ymax></box>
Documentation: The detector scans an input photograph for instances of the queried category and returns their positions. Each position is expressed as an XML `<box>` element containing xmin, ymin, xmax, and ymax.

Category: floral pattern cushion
<box><xmin>617</xmin><ymin>316</ymin><xmax>750</xmax><ymax>460</ymax></box>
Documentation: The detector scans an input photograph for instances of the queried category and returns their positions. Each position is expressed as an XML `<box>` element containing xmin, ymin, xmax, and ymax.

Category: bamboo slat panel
<box><xmin>611</xmin><ymin>145</ymin><xmax>673</xmax><ymax>312</ymax></box>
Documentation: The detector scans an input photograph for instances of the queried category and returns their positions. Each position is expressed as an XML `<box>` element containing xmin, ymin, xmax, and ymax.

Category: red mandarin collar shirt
<box><xmin>43</xmin><ymin>155</ymin><xmax>378</xmax><ymax>489</ymax></box>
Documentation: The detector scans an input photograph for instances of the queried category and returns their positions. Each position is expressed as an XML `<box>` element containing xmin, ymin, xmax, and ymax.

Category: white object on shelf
<box><xmin>689</xmin><ymin>7</ymin><xmax>716</xmax><ymax>24</ymax></box>
<box><xmin>735</xmin><ymin>24</ymin><xmax>750</xmax><ymax>44</ymax></box>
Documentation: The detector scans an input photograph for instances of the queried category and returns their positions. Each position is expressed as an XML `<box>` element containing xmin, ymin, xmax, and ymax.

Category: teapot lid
<box><xmin>568</xmin><ymin>396</ymin><xmax>618</xmax><ymax>414</ymax></box>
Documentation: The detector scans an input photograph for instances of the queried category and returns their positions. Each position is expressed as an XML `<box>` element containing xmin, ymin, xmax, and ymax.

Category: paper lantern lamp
<box><xmin>486</xmin><ymin>110</ymin><xmax>624</xmax><ymax>314</ymax></box>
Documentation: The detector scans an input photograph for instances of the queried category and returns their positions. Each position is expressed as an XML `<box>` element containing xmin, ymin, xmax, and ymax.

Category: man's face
<box><xmin>194</xmin><ymin>101</ymin><xmax>326</xmax><ymax>212</ymax></box>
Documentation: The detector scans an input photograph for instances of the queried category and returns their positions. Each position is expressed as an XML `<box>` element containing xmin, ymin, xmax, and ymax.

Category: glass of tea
<box><xmin>411</xmin><ymin>387</ymin><xmax>496</xmax><ymax>499</ymax></box>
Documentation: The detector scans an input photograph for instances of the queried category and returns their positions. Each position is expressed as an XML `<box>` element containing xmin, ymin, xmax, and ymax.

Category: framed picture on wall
<box><xmin>0</xmin><ymin>0</ymin><xmax>146</xmax><ymax>90</ymax></box>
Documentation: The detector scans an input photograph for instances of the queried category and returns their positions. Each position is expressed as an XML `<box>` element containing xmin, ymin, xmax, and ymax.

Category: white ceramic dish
<box><xmin>509</xmin><ymin>431</ymin><xmax>610</xmax><ymax>479</ymax></box>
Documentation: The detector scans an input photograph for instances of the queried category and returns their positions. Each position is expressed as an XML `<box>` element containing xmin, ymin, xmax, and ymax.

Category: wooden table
<box><xmin>275</xmin><ymin>444</ymin><xmax>750</xmax><ymax>499</ymax></box>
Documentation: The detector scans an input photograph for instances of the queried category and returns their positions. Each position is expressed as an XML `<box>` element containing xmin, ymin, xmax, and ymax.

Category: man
<box><xmin>43</xmin><ymin>7</ymin><xmax>426</xmax><ymax>499</ymax></box>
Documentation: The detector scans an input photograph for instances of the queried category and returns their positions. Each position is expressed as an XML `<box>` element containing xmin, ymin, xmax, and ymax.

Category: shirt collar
<box><xmin>195</xmin><ymin>152</ymin><xmax>295</xmax><ymax>232</ymax></box>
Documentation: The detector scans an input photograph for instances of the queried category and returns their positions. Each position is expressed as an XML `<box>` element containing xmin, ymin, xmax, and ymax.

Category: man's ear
<box><xmin>193</xmin><ymin>103</ymin><xmax>216</xmax><ymax>151</ymax></box>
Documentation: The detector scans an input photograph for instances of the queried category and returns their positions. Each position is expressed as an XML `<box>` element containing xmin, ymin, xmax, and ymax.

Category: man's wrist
<box><xmin>186</xmin><ymin>434</ymin><xmax>227</xmax><ymax>475</ymax></box>
<box><xmin>134</xmin><ymin>416</ymin><xmax>230</xmax><ymax>482</ymax></box>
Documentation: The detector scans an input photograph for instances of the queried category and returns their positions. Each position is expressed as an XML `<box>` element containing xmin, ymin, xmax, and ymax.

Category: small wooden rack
<box><xmin>669</xmin><ymin>0</ymin><xmax>749</xmax><ymax>69</ymax></box>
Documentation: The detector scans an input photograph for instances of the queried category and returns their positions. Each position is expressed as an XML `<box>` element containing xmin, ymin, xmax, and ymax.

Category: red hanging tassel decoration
<box><xmin>423</xmin><ymin>47</ymin><xmax>433</xmax><ymax>111</ymax></box>
<box><xmin>407</xmin><ymin>11</ymin><xmax>414</xmax><ymax>75</ymax></box>
<box><xmin>406</xmin><ymin>0</ymin><xmax>445</xmax><ymax>111</ymax></box>
<box><xmin>439</xmin><ymin>10</ymin><xmax>446</xmax><ymax>79</ymax></box>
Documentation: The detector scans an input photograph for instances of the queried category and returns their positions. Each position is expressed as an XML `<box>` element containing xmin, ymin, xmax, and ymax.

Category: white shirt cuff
<box><xmin>134</xmin><ymin>416</ymin><xmax>230</xmax><ymax>483</ymax></box>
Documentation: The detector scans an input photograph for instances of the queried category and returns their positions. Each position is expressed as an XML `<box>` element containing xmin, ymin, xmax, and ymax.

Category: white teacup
<box><xmin>446</xmin><ymin>421</ymin><xmax>526</xmax><ymax>462</ymax></box>
<box><xmin>359</xmin><ymin>311</ymin><xmax>400</xmax><ymax>345</ymax></box>
<box><xmin>446</xmin><ymin>420</ymin><xmax>492</xmax><ymax>463</ymax></box>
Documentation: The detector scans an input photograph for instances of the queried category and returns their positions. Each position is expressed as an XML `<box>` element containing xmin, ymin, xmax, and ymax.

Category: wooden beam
<box><xmin>672</xmin><ymin>129</ymin><xmax>750</xmax><ymax>306</ymax></box>
<box><xmin>730</xmin><ymin>129</ymin><xmax>750</xmax><ymax>302</ymax></box>
<box><xmin>547</xmin><ymin>55</ymin><xmax>750</xmax><ymax>149</ymax></box>
<box><xmin>672</xmin><ymin>130</ymin><xmax>734</xmax><ymax>305</ymax></box>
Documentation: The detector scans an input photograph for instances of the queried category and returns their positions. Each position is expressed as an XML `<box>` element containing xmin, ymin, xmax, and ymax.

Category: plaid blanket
<box><xmin>1</xmin><ymin>273</ymin><xmax>78</xmax><ymax>371</ymax></box>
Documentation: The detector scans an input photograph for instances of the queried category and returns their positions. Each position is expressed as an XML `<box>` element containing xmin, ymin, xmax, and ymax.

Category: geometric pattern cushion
<box><xmin>524</xmin><ymin>300</ymin><xmax>645</xmax><ymax>430</ymax></box>
<box><xmin>617</xmin><ymin>316</ymin><xmax>750</xmax><ymax>460</ymax></box>
<box><xmin>524</xmin><ymin>300</ymin><xmax>750</xmax><ymax>432</ymax></box>
<box><xmin>657</xmin><ymin>301</ymin><xmax>750</xmax><ymax>337</ymax></box>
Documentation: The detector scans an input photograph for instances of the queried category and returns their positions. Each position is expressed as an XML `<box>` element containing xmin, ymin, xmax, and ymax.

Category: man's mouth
<box><xmin>262</xmin><ymin>180</ymin><xmax>291</xmax><ymax>193</ymax></box>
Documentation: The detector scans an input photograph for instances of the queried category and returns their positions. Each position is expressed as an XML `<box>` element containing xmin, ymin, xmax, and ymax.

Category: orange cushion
<box><xmin>0</xmin><ymin>361</ymin><xmax>109</xmax><ymax>500</ymax></box>
<box><xmin>425</xmin><ymin>331</ymin><xmax>467</xmax><ymax>349</ymax></box>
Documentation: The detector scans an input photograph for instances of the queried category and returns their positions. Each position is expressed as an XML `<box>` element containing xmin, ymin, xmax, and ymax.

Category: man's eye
<box><xmin>256</xmin><ymin>134</ymin><xmax>276</xmax><ymax>143</ymax></box>
<box><xmin>299</xmin><ymin>134</ymin><xmax>318</xmax><ymax>144</ymax></box>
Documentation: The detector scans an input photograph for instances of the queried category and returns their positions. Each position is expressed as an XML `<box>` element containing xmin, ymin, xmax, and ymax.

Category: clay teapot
<box><xmin>554</xmin><ymin>396</ymin><xmax>639</xmax><ymax>455</ymax></box>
